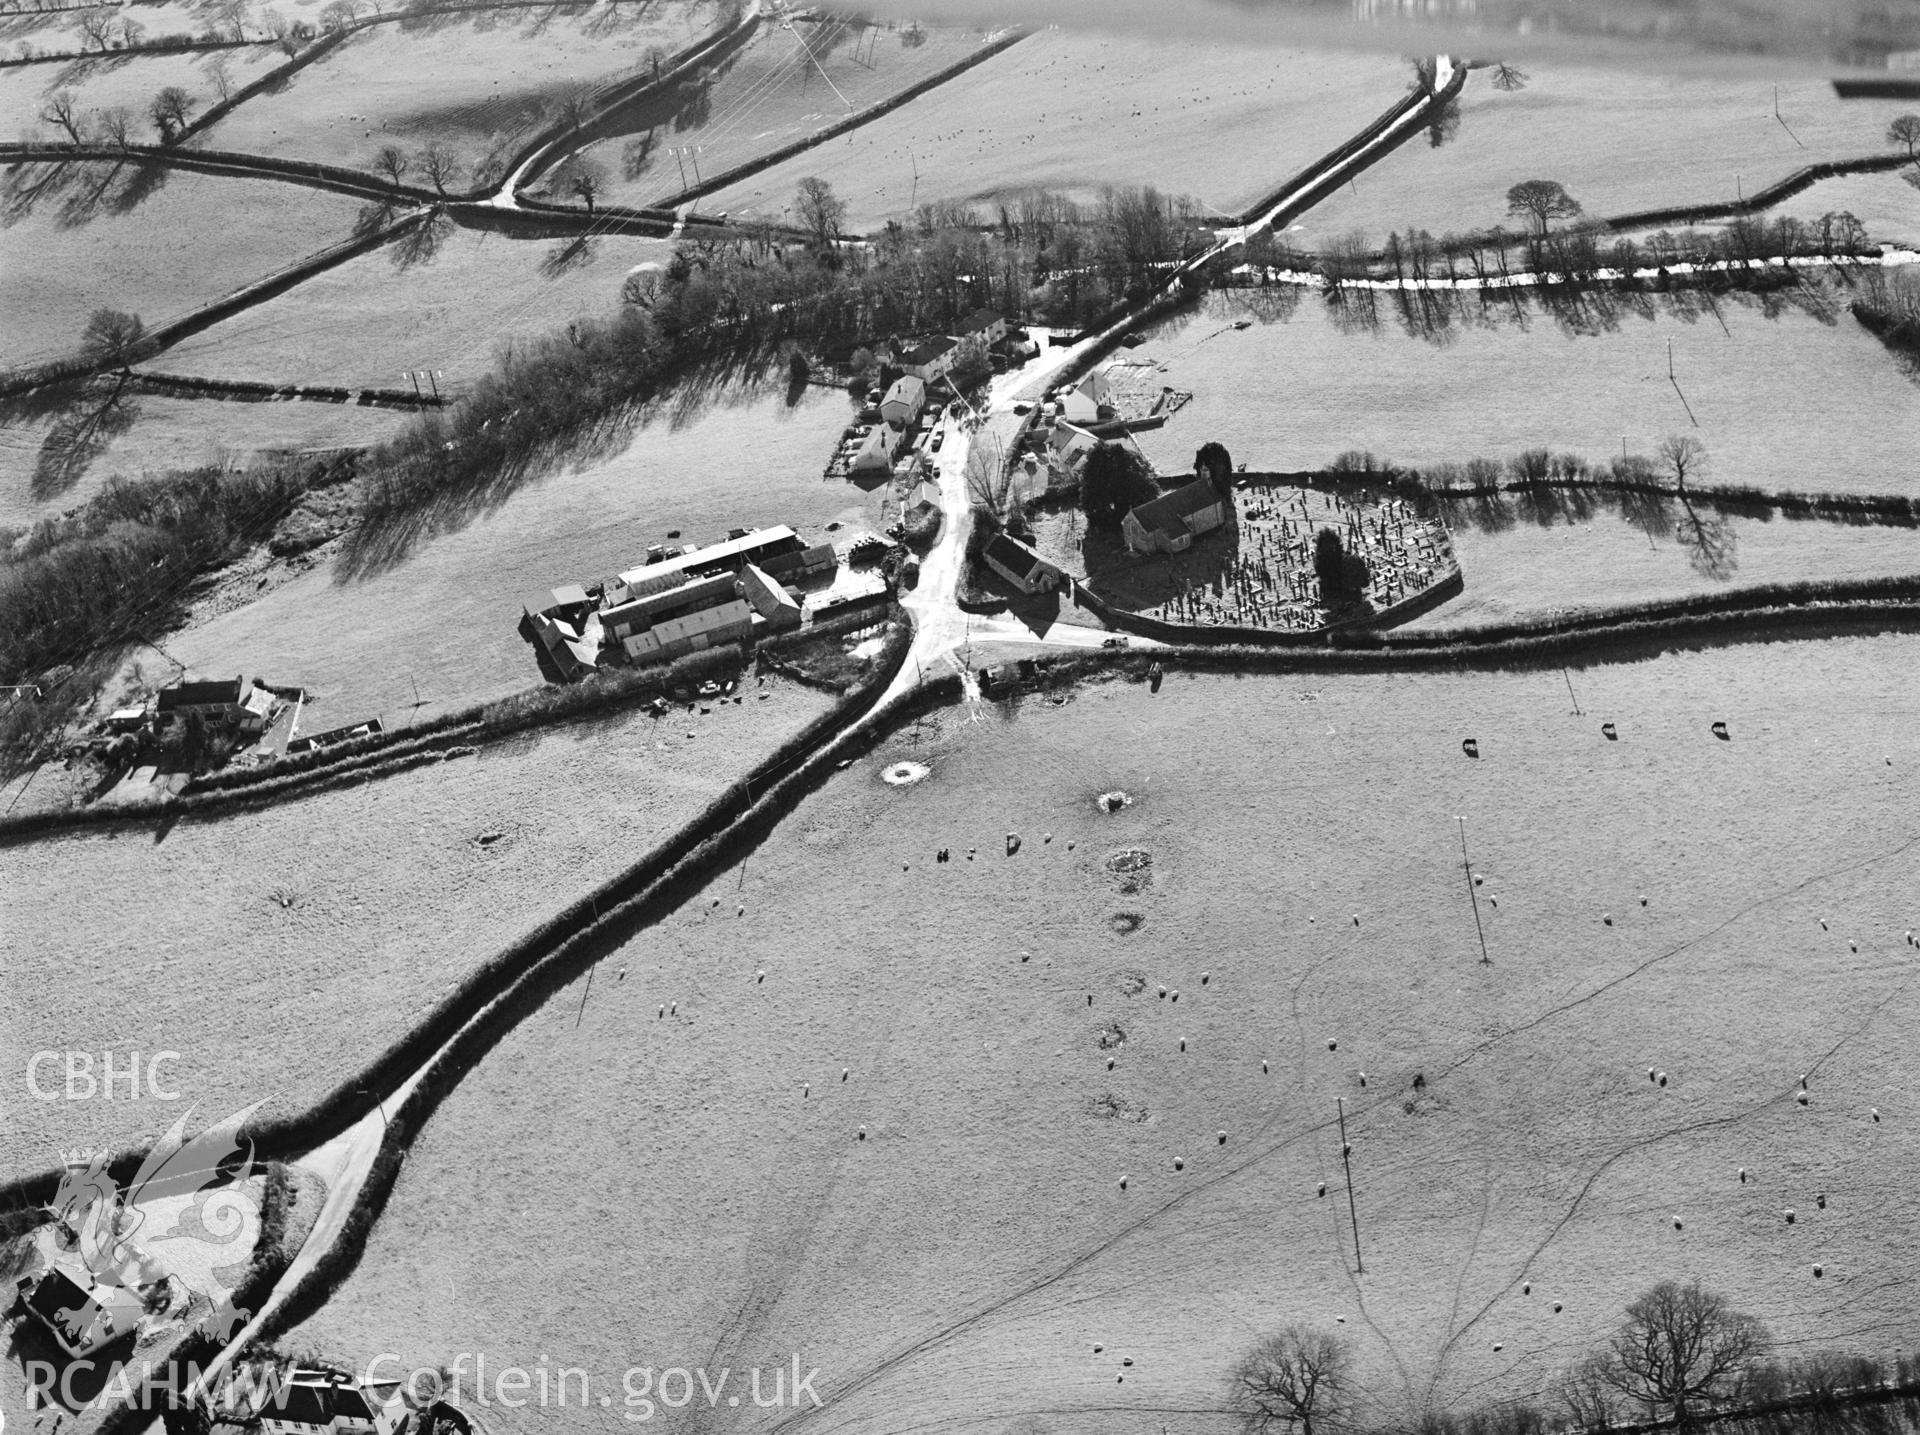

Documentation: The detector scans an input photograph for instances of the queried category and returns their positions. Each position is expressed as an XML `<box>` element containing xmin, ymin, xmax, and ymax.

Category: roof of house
<box><xmin>959</xmin><ymin>307</ymin><xmax>1002</xmax><ymax>334</ymax></box>
<box><xmin>23</xmin><ymin>1264</ymin><xmax>143</xmax><ymax>1352</ymax></box>
<box><xmin>898</xmin><ymin>336</ymin><xmax>957</xmax><ymax>367</ymax></box>
<box><xmin>883</xmin><ymin>374</ymin><xmax>925</xmax><ymax>404</ymax></box>
<box><xmin>1127</xmin><ymin>476</ymin><xmax>1225</xmax><ymax>539</ymax></box>
<box><xmin>983</xmin><ymin>532</ymin><xmax>1049</xmax><ymax>581</ymax></box>
<box><xmin>551</xmin><ymin>583</ymin><xmax>590</xmax><ymax>609</ymax></box>
<box><xmin>265</xmin><ymin>1373</ymin><xmax>377</xmax><ymax>1427</ymax></box>
<box><xmin>156</xmin><ymin>677</ymin><xmax>244</xmax><ymax>711</ymax></box>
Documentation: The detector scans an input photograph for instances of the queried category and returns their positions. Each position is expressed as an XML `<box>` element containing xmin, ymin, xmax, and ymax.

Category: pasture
<box><xmin>160</xmin><ymin>225</ymin><xmax>669</xmax><ymax>392</ymax></box>
<box><xmin>1406</xmin><ymin>500</ymin><xmax>1920</xmax><ymax>630</ymax></box>
<box><xmin>0</xmin><ymin>671</ymin><xmax>833</xmax><ymax>1176</ymax></box>
<box><xmin>0</xmin><ymin>44</ymin><xmax>279</xmax><ymax>141</ymax></box>
<box><xmin>580</xmin><ymin>18</ymin><xmax>992</xmax><ymax>211</ymax></box>
<box><xmin>1293</xmin><ymin>63</ymin><xmax>1919</xmax><ymax>249</ymax></box>
<box><xmin>207</xmin><ymin>0</ymin><xmax>710</xmax><ymax>179</ymax></box>
<box><xmin>289</xmin><ymin>635</ymin><xmax>1920</xmax><ymax>1434</ymax></box>
<box><xmin>141</xmin><ymin>382</ymin><xmax>873</xmax><ymax>724</ymax></box>
<box><xmin>0</xmin><ymin>169</ymin><xmax>363</xmax><ymax>373</ymax></box>
<box><xmin>1128</xmin><ymin>288</ymin><xmax>1920</xmax><ymax>498</ymax></box>
<box><xmin>699</xmin><ymin>29</ymin><xmax>1408</xmax><ymax>229</ymax></box>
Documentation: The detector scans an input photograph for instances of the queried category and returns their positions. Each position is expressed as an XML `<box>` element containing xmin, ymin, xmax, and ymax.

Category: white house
<box><xmin>879</xmin><ymin>374</ymin><xmax>926</xmax><ymax>427</ymax></box>
<box><xmin>1046</xmin><ymin>418</ymin><xmax>1100</xmax><ymax>473</ymax></box>
<box><xmin>957</xmin><ymin>307</ymin><xmax>1008</xmax><ymax>346</ymax></box>
<box><xmin>848</xmin><ymin>422</ymin><xmax>906</xmax><ymax>477</ymax></box>
<box><xmin>256</xmin><ymin>1370</ymin><xmax>408</xmax><ymax>1435</ymax></box>
<box><xmin>1058</xmin><ymin>369</ymin><xmax>1112</xmax><ymax>427</ymax></box>
<box><xmin>895</xmin><ymin>336</ymin><xmax>959</xmax><ymax>383</ymax></box>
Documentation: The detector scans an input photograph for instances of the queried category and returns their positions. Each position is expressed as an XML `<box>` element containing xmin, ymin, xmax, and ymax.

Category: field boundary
<box><xmin>646</xmin><ymin>25</ymin><xmax>1032</xmax><ymax>211</ymax></box>
<box><xmin>1605</xmin><ymin>153</ymin><xmax>1917</xmax><ymax>233</ymax></box>
<box><xmin>123</xmin><ymin>369</ymin><xmax>443</xmax><ymax>407</ymax></box>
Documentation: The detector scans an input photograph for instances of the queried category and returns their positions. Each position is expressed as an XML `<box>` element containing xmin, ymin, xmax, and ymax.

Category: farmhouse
<box><xmin>1047</xmin><ymin>418</ymin><xmax>1100</xmax><ymax>472</ymax></box>
<box><xmin>880</xmin><ymin>374</ymin><xmax>927</xmax><ymax>426</ymax></box>
<box><xmin>981</xmin><ymin>533</ymin><xmax>1064</xmax><ymax>595</ymax></box>
<box><xmin>1123</xmin><ymin>475</ymin><xmax>1232</xmax><ymax>554</ymax></box>
<box><xmin>255</xmin><ymin>1369</ymin><xmax>408</xmax><ymax>1435</ymax></box>
<box><xmin>16</xmin><ymin>1262</ymin><xmax>146</xmax><ymax>1358</ymax></box>
<box><xmin>155</xmin><ymin>676</ymin><xmax>275</xmax><ymax>734</ymax></box>
<box><xmin>1058</xmin><ymin>369</ymin><xmax>1112</xmax><ymax>426</ymax></box>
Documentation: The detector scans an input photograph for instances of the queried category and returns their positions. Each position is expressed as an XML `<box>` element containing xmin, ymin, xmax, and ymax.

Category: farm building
<box><xmin>982</xmin><ymin>533</ymin><xmax>1064</xmax><ymax>595</ymax></box>
<box><xmin>287</xmin><ymin>717</ymin><xmax>385</xmax><ymax>755</ymax></box>
<box><xmin>605</xmin><ymin>527</ymin><xmax>807</xmax><ymax>606</ymax></box>
<box><xmin>1047</xmin><ymin>418</ymin><xmax>1100</xmax><ymax>472</ymax></box>
<box><xmin>1059</xmin><ymin>369</ymin><xmax>1112</xmax><ymax>426</ymax></box>
<box><xmin>16</xmin><ymin>1262</ymin><xmax>147</xmax><ymax>1358</ymax></box>
<box><xmin>880</xmin><ymin>374</ymin><xmax>927</xmax><ymax>426</ymax></box>
<box><xmin>600</xmin><ymin>572</ymin><xmax>740</xmax><ymax>641</ymax></box>
<box><xmin>1123</xmin><ymin>475</ymin><xmax>1232</xmax><ymax>554</ymax></box>
<box><xmin>253</xmin><ymin>1369</ymin><xmax>408</xmax><ymax>1435</ymax></box>
<box><xmin>738</xmin><ymin>564</ymin><xmax>803</xmax><ymax>630</ymax></box>
<box><xmin>620</xmin><ymin>598</ymin><xmax>757</xmax><ymax>664</ymax></box>
<box><xmin>528</xmin><ymin>611</ymin><xmax>601</xmax><ymax>681</ymax></box>
<box><xmin>523</xmin><ymin>585</ymin><xmax>591</xmax><ymax>621</ymax></box>
<box><xmin>760</xmin><ymin>542</ymin><xmax>839</xmax><ymax>586</ymax></box>
<box><xmin>155</xmin><ymin>676</ymin><xmax>275</xmax><ymax>734</ymax></box>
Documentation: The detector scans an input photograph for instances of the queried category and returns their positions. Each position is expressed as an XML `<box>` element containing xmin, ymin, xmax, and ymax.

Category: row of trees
<box><xmin>1233</xmin><ymin>1282</ymin><xmax>1778</xmax><ymax>1435</ymax></box>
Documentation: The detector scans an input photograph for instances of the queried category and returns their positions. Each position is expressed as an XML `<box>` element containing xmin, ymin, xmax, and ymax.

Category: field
<box><xmin>1406</xmin><ymin>502</ymin><xmax>1920</xmax><ymax>630</ymax></box>
<box><xmin>159</xmin><ymin>225</ymin><xmax>669</xmax><ymax>392</ymax></box>
<box><xmin>0</xmin><ymin>390</ymin><xmax>406</xmax><ymax>528</ymax></box>
<box><xmin>0</xmin><ymin>670</ymin><xmax>834</xmax><ymax>1175</ymax></box>
<box><xmin>1764</xmin><ymin>170</ymin><xmax>1920</xmax><ymax>249</ymax></box>
<box><xmin>0</xmin><ymin>170</ymin><xmax>363</xmax><ymax>373</ymax></box>
<box><xmin>137</xmin><ymin>382</ymin><xmax>876</xmax><ymax>724</ymax></box>
<box><xmin>1127</xmin><ymin>289</ymin><xmax>1920</xmax><ymax>497</ymax></box>
<box><xmin>290</xmin><ymin>635</ymin><xmax>1920</xmax><ymax>1432</ymax></box>
<box><xmin>700</xmin><ymin>29</ymin><xmax>1408</xmax><ymax>229</ymax></box>
<box><xmin>0</xmin><ymin>44</ymin><xmax>281</xmax><ymax>139</ymax></box>
<box><xmin>206</xmin><ymin>1</ymin><xmax>710</xmax><ymax>179</ymax></box>
<box><xmin>1293</xmin><ymin>63</ymin><xmax>1919</xmax><ymax>249</ymax></box>
<box><xmin>579</xmin><ymin>19</ymin><xmax>993</xmax><ymax>211</ymax></box>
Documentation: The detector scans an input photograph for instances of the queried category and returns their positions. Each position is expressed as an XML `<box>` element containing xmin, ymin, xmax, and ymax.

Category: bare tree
<box><xmin>1598</xmin><ymin>1281</ymin><xmax>1769</xmax><ymax>1427</ymax></box>
<box><xmin>97</xmin><ymin>105</ymin><xmax>134</xmax><ymax>150</ymax></box>
<box><xmin>794</xmin><ymin>175</ymin><xmax>846</xmax><ymax>245</ymax></box>
<box><xmin>1227</xmin><ymin>1326</ymin><xmax>1353</xmax><ymax>1435</ymax></box>
<box><xmin>567</xmin><ymin>154</ymin><xmax>606</xmax><ymax>213</ymax></box>
<box><xmin>1505</xmin><ymin>179</ymin><xmax>1582</xmax><ymax>235</ymax></box>
<box><xmin>148</xmin><ymin>86</ymin><xmax>196</xmax><ymax>143</ymax></box>
<box><xmin>1658</xmin><ymin>434</ymin><xmax>1707</xmax><ymax>491</ymax></box>
<box><xmin>417</xmin><ymin>140</ymin><xmax>458</xmax><ymax>195</ymax></box>
<box><xmin>80</xmin><ymin>309</ymin><xmax>145</xmax><ymax>368</ymax></box>
<box><xmin>77</xmin><ymin>10</ymin><xmax>114</xmax><ymax>49</ymax></box>
<box><xmin>1491</xmin><ymin>61</ymin><xmax>1528</xmax><ymax>91</ymax></box>
<box><xmin>1559</xmin><ymin>1353</ymin><xmax>1618</xmax><ymax>1432</ymax></box>
<box><xmin>206</xmin><ymin>56</ymin><xmax>236</xmax><ymax>104</ymax></box>
<box><xmin>372</xmin><ymin>143</ymin><xmax>410</xmax><ymax>187</ymax></box>
<box><xmin>1407</xmin><ymin>54</ymin><xmax>1437</xmax><ymax>95</ymax></box>
<box><xmin>41</xmin><ymin>91</ymin><xmax>83</xmax><ymax>143</ymax></box>
<box><xmin>318</xmin><ymin>0</ymin><xmax>361</xmax><ymax>30</ymax></box>
<box><xmin>1888</xmin><ymin>114</ymin><xmax>1920</xmax><ymax>160</ymax></box>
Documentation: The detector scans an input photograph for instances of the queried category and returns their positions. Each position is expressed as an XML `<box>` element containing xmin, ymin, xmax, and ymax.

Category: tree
<box><xmin>1597</xmin><ymin>1280</ymin><xmax>1769</xmax><ymax>1426</ymax></box>
<box><xmin>1491</xmin><ymin>61</ymin><xmax>1528</xmax><ymax>91</ymax></box>
<box><xmin>77</xmin><ymin>9</ymin><xmax>113</xmax><ymax>49</ymax></box>
<box><xmin>41</xmin><ymin>90</ymin><xmax>83</xmax><ymax>143</ymax></box>
<box><xmin>1506</xmin><ymin>179</ymin><xmax>1582</xmax><ymax>235</ymax></box>
<box><xmin>417</xmin><ymin>140</ymin><xmax>458</xmax><ymax>195</ymax></box>
<box><xmin>148</xmin><ymin>86</ymin><xmax>195</xmax><ymax>143</ymax></box>
<box><xmin>1314</xmin><ymin>527</ymin><xmax>1346</xmax><ymax>598</ymax></box>
<box><xmin>1559</xmin><ymin>1353</ymin><xmax>1618</xmax><ymax>1432</ymax></box>
<box><xmin>795</xmin><ymin>176</ymin><xmax>846</xmax><ymax>246</ymax></box>
<box><xmin>80</xmin><ymin>309</ymin><xmax>145</xmax><ymax>368</ymax></box>
<box><xmin>207</xmin><ymin>56</ymin><xmax>235</xmax><ymax>104</ymax></box>
<box><xmin>1888</xmin><ymin>114</ymin><xmax>1920</xmax><ymax>160</ymax></box>
<box><xmin>98</xmin><ymin>105</ymin><xmax>134</xmax><ymax>150</ymax></box>
<box><xmin>1195</xmin><ymin>441</ymin><xmax>1233</xmax><ymax>494</ymax></box>
<box><xmin>1658</xmin><ymin>434</ymin><xmax>1707</xmax><ymax>490</ymax></box>
<box><xmin>1079</xmin><ymin>441</ymin><xmax>1156</xmax><ymax>528</ymax></box>
<box><xmin>372</xmin><ymin>144</ymin><xmax>410</xmax><ymax>187</ymax></box>
<box><xmin>318</xmin><ymin>0</ymin><xmax>360</xmax><ymax>31</ymax></box>
<box><xmin>1407</xmin><ymin>55</ymin><xmax>1437</xmax><ymax>95</ymax></box>
<box><xmin>1226</xmin><ymin>1326</ymin><xmax>1352</xmax><ymax>1435</ymax></box>
<box><xmin>567</xmin><ymin>155</ymin><xmax>606</xmax><ymax>214</ymax></box>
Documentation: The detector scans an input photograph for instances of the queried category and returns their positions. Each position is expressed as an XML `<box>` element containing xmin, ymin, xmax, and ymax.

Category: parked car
<box><xmin>931</xmin><ymin>431</ymin><xmax>945</xmax><ymax>452</ymax></box>
<box><xmin>1101</xmin><ymin>636</ymin><xmax>1130</xmax><ymax>649</ymax></box>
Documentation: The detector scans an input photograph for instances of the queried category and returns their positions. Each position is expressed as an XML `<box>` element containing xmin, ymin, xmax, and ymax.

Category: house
<box><xmin>1122</xmin><ymin>475</ymin><xmax>1232</xmax><ymax>555</ymax></box>
<box><xmin>957</xmin><ymin>307</ymin><xmax>1008</xmax><ymax>346</ymax></box>
<box><xmin>981</xmin><ymin>533</ymin><xmax>1063</xmax><ymax>595</ymax></box>
<box><xmin>256</xmin><ymin>1369</ymin><xmax>408</xmax><ymax>1435</ymax></box>
<box><xmin>1058</xmin><ymin>369</ymin><xmax>1112</xmax><ymax>427</ymax></box>
<box><xmin>879</xmin><ymin>374</ymin><xmax>926</xmax><ymax>427</ymax></box>
<box><xmin>105</xmin><ymin>708</ymin><xmax>147</xmax><ymax>734</ymax></box>
<box><xmin>907</xmin><ymin>479</ymin><xmax>942</xmax><ymax>512</ymax></box>
<box><xmin>848</xmin><ymin>422</ymin><xmax>906</xmax><ymax>477</ymax></box>
<box><xmin>17</xmin><ymin>1263</ymin><xmax>146</xmax><ymax>1358</ymax></box>
<box><xmin>1046</xmin><ymin>418</ymin><xmax>1100</xmax><ymax>473</ymax></box>
<box><xmin>239</xmin><ymin>685</ymin><xmax>276</xmax><ymax>735</ymax></box>
<box><xmin>895</xmin><ymin>336</ymin><xmax>959</xmax><ymax>383</ymax></box>
<box><xmin>153</xmin><ymin>683</ymin><xmax>257</xmax><ymax>733</ymax></box>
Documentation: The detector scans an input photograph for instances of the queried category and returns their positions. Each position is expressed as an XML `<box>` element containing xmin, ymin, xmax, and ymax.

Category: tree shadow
<box><xmin>0</xmin><ymin>153</ymin><xmax>171</xmax><ymax>231</ymax></box>
<box><xmin>538</xmin><ymin>233</ymin><xmax>597</xmax><ymax>278</ymax></box>
<box><xmin>391</xmin><ymin>208</ymin><xmax>454</xmax><ymax>270</ymax></box>
<box><xmin>1674</xmin><ymin>494</ymin><xmax>1739</xmax><ymax>578</ymax></box>
<box><xmin>30</xmin><ymin>376</ymin><xmax>141</xmax><ymax>500</ymax></box>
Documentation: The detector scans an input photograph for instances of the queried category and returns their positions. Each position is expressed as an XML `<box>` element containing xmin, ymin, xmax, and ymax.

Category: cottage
<box><xmin>895</xmin><ymin>336</ymin><xmax>959</xmax><ymax>383</ymax></box>
<box><xmin>981</xmin><ymin>533</ymin><xmax>1064</xmax><ymax>595</ymax></box>
<box><xmin>848</xmin><ymin>422</ymin><xmax>906</xmax><ymax>478</ymax></box>
<box><xmin>155</xmin><ymin>676</ymin><xmax>250</xmax><ymax>727</ymax></box>
<box><xmin>879</xmin><ymin>374</ymin><xmax>926</xmax><ymax>427</ymax></box>
<box><xmin>957</xmin><ymin>307</ymin><xmax>1008</xmax><ymax>346</ymax></box>
<box><xmin>1047</xmin><ymin>418</ymin><xmax>1100</xmax><ymax>472</ymax></box>
<box><xmin>17</xmin><ymin>1263</ymin><xmax>147</xmax><ymax>1358</ymax></box>
<box><xmin>256</xmin><ymin>1370</ymin><xmax>408</xmax><ymax>1435</ymax></box>
<box><xmin>1122</xmin><ymin>475</ymin><xmax>1232</xmax><ymax>554</ymax></box>
<box><xmin>1058</xmin><ymin>369</ymin><xmax>1112</xmax><ymax>427</ymax></box>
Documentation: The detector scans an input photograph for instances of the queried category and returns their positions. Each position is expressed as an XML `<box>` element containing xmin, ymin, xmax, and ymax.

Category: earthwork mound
<box><xmin>881</xmin><ymin>761</ymin><xmax>931</xmax><ymax>786</ymax></box>
<box><xmin>1096</xmin><ymin>790</ymin><xmax>1132</xmax><ymax>813</ymax></box>
<box><xmin>1110</xmin><ymin>912</ymin><xmax>1144</xmax><ymax>935</ymax></box>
